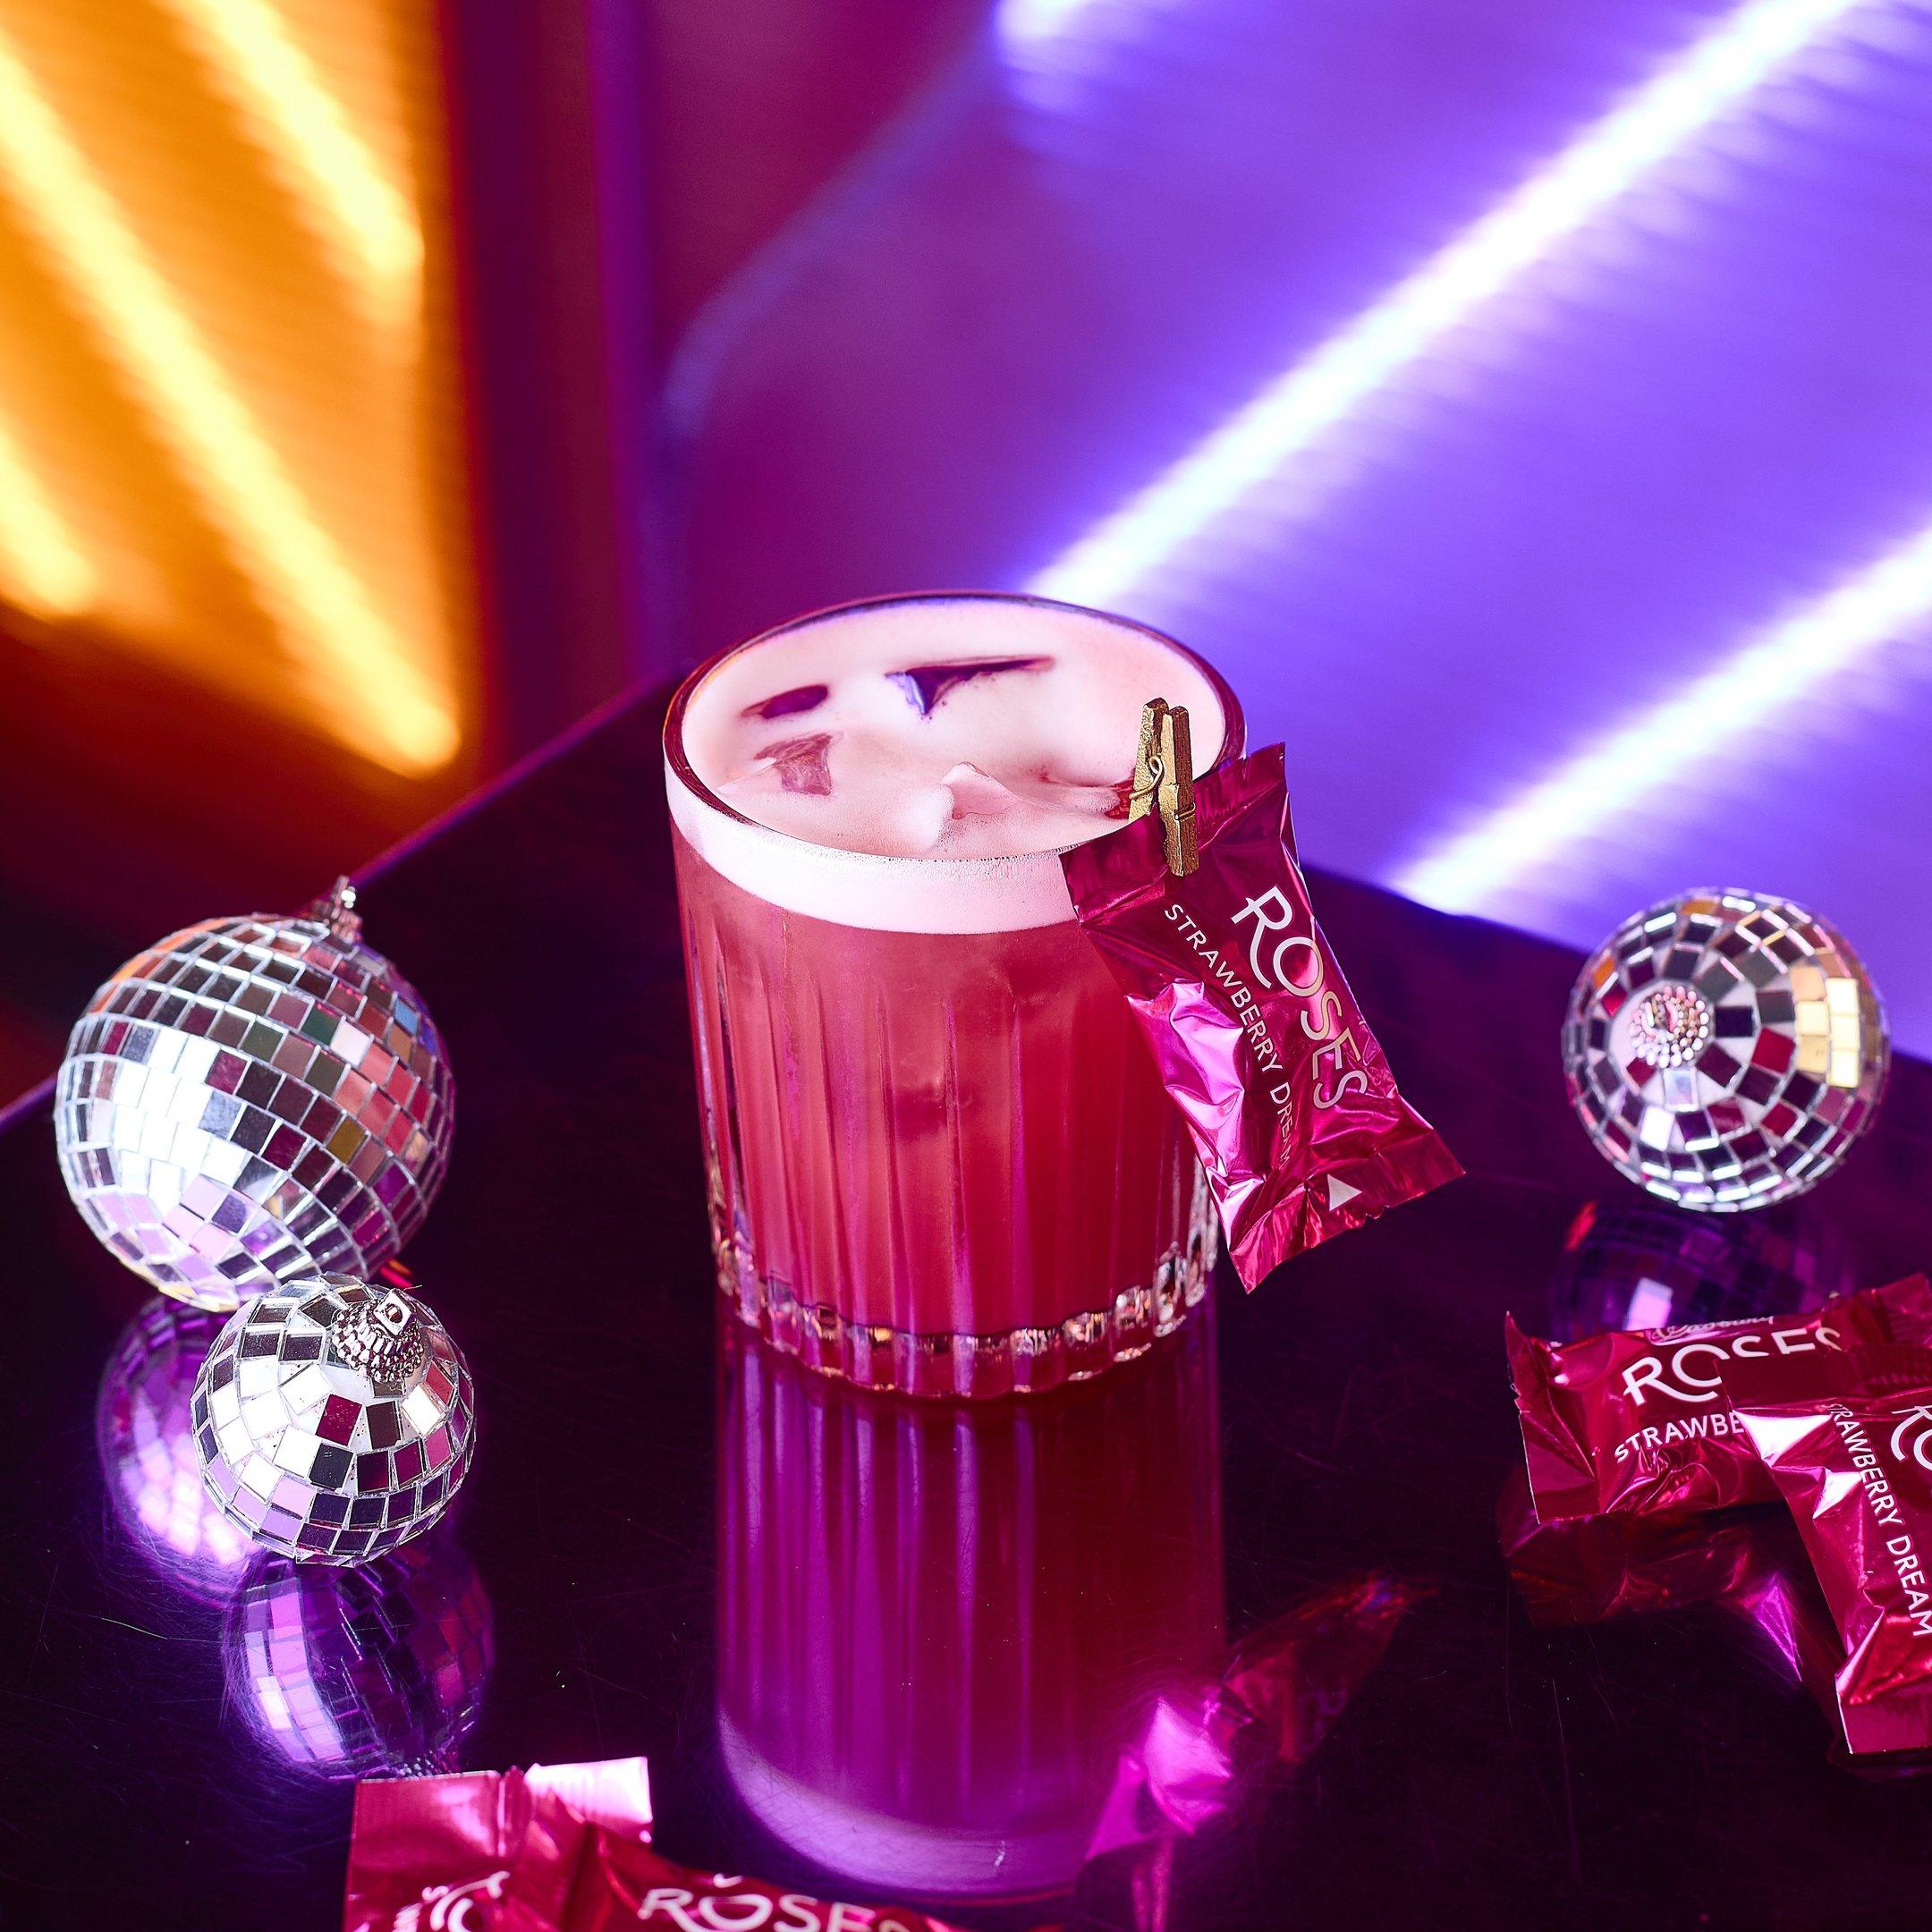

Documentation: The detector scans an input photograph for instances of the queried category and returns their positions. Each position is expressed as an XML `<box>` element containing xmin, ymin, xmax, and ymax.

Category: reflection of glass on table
<box><xmin>716</xmin><ymin>1311</ymin><xmax>1224</xmax><ymax>1902</ymax></box>
<box><xmin>665</xmin><ymin>592</ymin><xmax>1241</xmax><ymax>1397</ymax></box>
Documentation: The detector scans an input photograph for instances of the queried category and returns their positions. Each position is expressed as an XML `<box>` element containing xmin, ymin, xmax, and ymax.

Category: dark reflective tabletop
<box><xmin>4</xmin><ymin>692</ymin><xmax>1932</xmax><ymax>1931</ymax></box>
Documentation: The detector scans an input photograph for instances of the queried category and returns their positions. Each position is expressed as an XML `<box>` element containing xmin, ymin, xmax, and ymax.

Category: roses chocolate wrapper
<box><xmin>1724</xmin><ymin>1341</ymin><xmax>1932</xmax><ymax>1763</ymax></box>
<box><xmin>344</xmin><ymin>1758</ymin><xmax>649</xmax><ymax>1932</ymax></box>
<box><xmin>1062</xmin><ymin>746</ymin><xmax>1461</xmax><ymax>1289</ymax></box>
<box><xmin>1505</xmin><ymin>1273</ymin><xmax>1932</xmax><ymax>1525</ymax></box>
<box><xmin>343</xmin><ymin>1757</ymin><xmax>963</xmax><ymax>1932</ymax></box>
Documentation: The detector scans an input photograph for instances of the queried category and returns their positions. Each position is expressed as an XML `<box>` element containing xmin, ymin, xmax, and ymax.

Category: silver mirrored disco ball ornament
<box><xmin>1563</xmin><ymin>889</ymin><xmax>1888</xmax><ymax>1212</ymax></box>
<box><xmin>193</xmin><ymin>1275</ymin><xmax>475</xmax><ymax>1564</ymax></box>
<box><xmin>55</xmin><ymin>879</ymin><xmax>453</xmax><ymax>1311</ymax></box>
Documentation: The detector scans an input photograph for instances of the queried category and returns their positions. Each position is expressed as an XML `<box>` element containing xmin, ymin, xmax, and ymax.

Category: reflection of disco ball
<box><xmin>194</xmin><ymin>1276</ymin><xmax>475</xmax><ymax>1563</ymax></box>
<box><xmin>1563</xmin><ymin>891</ymin><xmax>1888</xmax><ymax>1212</ymax></box>
<box><xmin>55</xmin><ymin>882</ymin><xmax>454</xmax><ymax>1311</ymax></box>
<box><xmin>1546</xmin><ymin>1196</ymin><xmax>1852</xmax><ymax>1343</ymax></box>
<box><xmin>223</xmin><ymin>1533</ymin><xmax>492</xmax><ymax>1776</ymax></box>
<box><xmin>97</xmin><ymin>1296</ymin><xmax>254</xmax><ymax>1598</ymax></box>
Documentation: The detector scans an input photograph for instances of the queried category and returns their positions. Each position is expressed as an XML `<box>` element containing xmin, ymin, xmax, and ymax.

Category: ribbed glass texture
<box><xmin>716</xmin><ymin>1312</ymin><xmax>1224</xmax><ymax>1898</ymax></box>
<box><xmin>674</xmin><ymin>832</ymin><xmax>1216</xmax><ymax>1397</ymax></box>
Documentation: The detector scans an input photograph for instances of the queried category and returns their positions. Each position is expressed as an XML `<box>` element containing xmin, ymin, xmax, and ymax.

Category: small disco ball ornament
<box><xmin>55</xmin><ymin>879</ymin><xmax>453</xmax><ymax>1311</ymax></box>
<box><xmin>1563</xmin><ymin>889</ymin><xmax>1889</xmax><ymax>1212</ymax></box>
<box><xmin>193</xmin><ymin>1275</ymin><xmax>476</xmax><ymax>1564</ymax></box>
<box><xmin>223</xmin><ymin>1534</ymin><xmax>492</xmax><ymax>1777</ymax></box>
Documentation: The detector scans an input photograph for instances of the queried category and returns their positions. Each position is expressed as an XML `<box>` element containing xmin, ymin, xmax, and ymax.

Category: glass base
<box><xmin>717</xmin><ymin>1713</ymin><xmax>1087</xmax><ymax>1902</ymax></box>
<box><xmin>712</xmin><ymin>1179</ymin><xmax>1219</xmax><ymax>1399</ymax></box>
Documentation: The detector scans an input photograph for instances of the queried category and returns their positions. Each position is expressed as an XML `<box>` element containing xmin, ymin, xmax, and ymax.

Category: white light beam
<box><xmin>0</xmin><ymin>413</ymin><xmax>97</xmax><ymax>618</ymax></box>
<box><xmin>1030</xmin><ymin>0</ymin><xmax>1869</xmax><ymax>604</ymax></box>
<box><xmin>158</xmin><ymin>0</ymin><xmax>421</xmax><ymax>326</ymax></box>
<box><xmin>1395</xmin><ymin>517</ymin><xmax>1932</xmax><ymax>911</ymax></box>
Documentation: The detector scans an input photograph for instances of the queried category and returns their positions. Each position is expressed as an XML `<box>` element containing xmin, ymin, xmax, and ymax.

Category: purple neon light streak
<box><xmin>1029</xmin><ymin>0</ymin><xmax>1876</xmax><ymax>605</ymax></box>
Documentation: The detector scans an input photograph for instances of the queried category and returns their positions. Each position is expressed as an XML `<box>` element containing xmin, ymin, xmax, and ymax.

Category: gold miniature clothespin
<box><xmin>1128</xmin><ymin>698</ymin><xmax>1199</xmax><ymax>877</ymax></box>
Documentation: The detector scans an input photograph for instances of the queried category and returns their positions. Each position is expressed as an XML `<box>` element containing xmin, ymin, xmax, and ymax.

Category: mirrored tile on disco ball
<box><xmin>1562</xmin><ymin>890</ymin><xmax>1888</xmax><ymax>1213</ymax></box>
<box><xmin>97</xmin><ymin>1296</ymin><xmax>254</xmax><ymax>1600</ymax></box>
<box><xmin>221</xmin><ymin>1533</ymin><xmax>492</xmax><ymax>1778</ymax></box>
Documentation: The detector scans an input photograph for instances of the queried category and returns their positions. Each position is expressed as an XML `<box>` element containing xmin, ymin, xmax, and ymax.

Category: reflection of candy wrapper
<box><xmin>1497</xmin><ymin>1470</ymin><xmax>1852</xmax><ymax>1754</ymax></box>
<box><xmin>1724</xmin><ymin>1343</ymin><xmax>1932</xmax><ymax>1762</ymax></box>
<box><xmin>343</xmin><ymin>1757</ymin><xmax>968</xmax><ymax>1932</ymax></box>
<box><xmin>1072</xmin><ymin>1575</ymin><xmax>1423</xmax><ymax>1932</ymax></box>
<box><xmin>1497</xmin><ymin>1466</ymin><xmax>1778</xmax><ymax>1627</ymax></box>
<box><xmin>1085</xmin><ymin>1575</ymin><xmax>1424</xmax><ymax>1860</ymax></box>
<box><xmin>1506</xmin><ymin>1275</ymin><xmax>1932</xmax><ymax>1524</ymax></box>
<box><xmin>1063</xmin><ymin>747</ymin><xmax>1460</xmax><ymax>1288</ymax></box>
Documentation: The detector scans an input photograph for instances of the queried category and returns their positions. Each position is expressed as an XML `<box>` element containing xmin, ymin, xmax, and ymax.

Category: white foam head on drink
<box><xmin>666</xmin><ymin>596</ymin><xmax>1230</xmax><ymax>933</ymax></box>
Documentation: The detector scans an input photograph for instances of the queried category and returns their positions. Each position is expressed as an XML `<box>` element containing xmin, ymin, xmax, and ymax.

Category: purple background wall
<box><xmin>668</xmin><ymin>0</ymin><xmax>1932</xmax><ymax>1053</ymax></box>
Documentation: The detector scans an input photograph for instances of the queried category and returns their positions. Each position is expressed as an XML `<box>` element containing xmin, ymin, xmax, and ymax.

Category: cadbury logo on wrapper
<box><xmin>1063</xmin><ymin>741</ymin><xmax>1461</xmax><ymax>1288</ymax></box>
<box><xmin>1505</xmin><ymin>1275</ymin><xmax>1932</xmax><ymax>1525</ymax></box>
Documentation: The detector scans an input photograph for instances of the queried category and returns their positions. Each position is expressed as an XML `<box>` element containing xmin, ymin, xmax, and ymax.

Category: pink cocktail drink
<box><xmin>665</xmin><ymin>593</ymin><xmax>1241</xmax><ymax>1396</ymax></box>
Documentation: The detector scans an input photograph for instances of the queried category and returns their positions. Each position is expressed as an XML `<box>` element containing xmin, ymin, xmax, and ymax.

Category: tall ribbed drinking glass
<box><xmin>665</xmin><ymin>593</ymin><xmax>1241</xmax><ymax>1397</ymax></box>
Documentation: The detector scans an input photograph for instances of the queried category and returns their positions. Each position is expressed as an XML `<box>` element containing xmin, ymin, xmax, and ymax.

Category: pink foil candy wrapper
<box><xmin>1724</xmin><ymin>1342</ymin><xmax>1932</xmax><ymax>1762</ymax></box>
<box><xmin>1507</xmin><ymin>1274</ymin><xmax>1932</xmax><ymax>1525</ymax></box>
<box><xmin>1072</xmin><ymin>1575</ymin><xmax>1423</xmax><ymax>1932</ymax></box>
<box><xmin>1063</xmin><ymin>746</ymin><xmax>1461</xmax><ymax>1287</ymax></box>
<box><xmin>344</xmin><ymin>1758</ymin><xmax>652</xmax><ymax>1932</ymax></box>
<box><xmin>343</xmin><ymin>1756</ymin><xmax>965</xmax><ymax>1932</ymax></box>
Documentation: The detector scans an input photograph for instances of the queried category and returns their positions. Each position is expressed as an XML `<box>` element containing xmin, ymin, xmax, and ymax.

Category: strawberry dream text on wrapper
<box><xmin>1062</xmin><ymin>745</ymin><xmax>1460</xmax><ymax>1287</ymax></box>
<box><xmin>1724</xmin><ymin>1342</ymin><xmax>1932</xmax><ymax>1760</ymax></box>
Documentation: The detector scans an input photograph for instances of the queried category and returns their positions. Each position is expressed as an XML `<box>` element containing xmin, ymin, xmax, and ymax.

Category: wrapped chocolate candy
<box><xmin>1506</xmin><ymin>1275</ymin><xmax>1932</xmax><ymax>1524</ymax></box>
<box><xmin>343</xmin><ymin>1756</ymin><xmax>968</xmax><ymax>1932</ymax></box>
<box><xmin>1724</xmin><ymin>1343</ymin><xmax>1932</xmax><ymax>1761</ymax></box>
<box><xmin>1063</xmin><ymin>741</ymin><xmax>1460</xmax><ymax>1287</ymax></box>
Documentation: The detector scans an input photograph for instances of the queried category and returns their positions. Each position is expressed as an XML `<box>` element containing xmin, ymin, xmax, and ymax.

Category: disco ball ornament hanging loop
<box><xmin>55</xmin><ymin>879</ymin><xmax>454</xmax><ymax>1310</ymax></box>
<box><xmin>193</xmin><ymin>1275</ymin><xmax>476</xmax><ymax>1564</ymax></box>
<box><xmin>1563</xmin><ymin>889</ymin><xmax>1888</xmax><ymax>1212</ymax></box>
